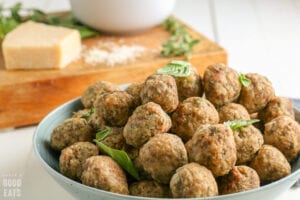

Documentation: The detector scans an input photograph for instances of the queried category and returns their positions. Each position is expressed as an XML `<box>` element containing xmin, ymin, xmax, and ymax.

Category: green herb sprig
<box><xmin>156</xmin><ymin>60</ymin><xmax>191</xmax><ymax>77</ymax></box>
<box><xmin>80</xmin><ymin>107</ymin><xmax>94</xmax><ymax>120</ymax></box>
<box><xmin>94</xmin><ymin>129</ymin><xmax>140</xmax><ymax>180</ymax></box>
<box><xmin>239</xmin><ymin>73</ymin><xmax>251</xmax><ymax>87</ymax></box>
<box><xmin>95</xmin><ymin>126</ymin><xmax>113</xmax><ymax>141</ymax></box>
<box><xmin>0</xmin><ymin>3</ymin><xmax>98</xmax><ymax>40</ymax></box>
<box><xmin>224</xmin><ymin>119</ymin><xmax>260</xmax><ymax>131</ymax></box>
<box><xmin>161</xmin><ymin>17</ymin><xmax>200</xmax><ymax>59</ymax></box>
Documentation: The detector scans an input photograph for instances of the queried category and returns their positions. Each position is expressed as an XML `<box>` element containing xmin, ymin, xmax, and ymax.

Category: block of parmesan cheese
<box><xmin>2</xmin><ymin>21</ymin><xmax>81</xmax><ymax>69</ymax></box>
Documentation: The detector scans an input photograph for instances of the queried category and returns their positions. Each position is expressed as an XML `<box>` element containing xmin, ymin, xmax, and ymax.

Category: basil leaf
<box><xmin>94</xmin><ymin>140</ymin><xmax>140</xmax><ymax>180</ymax></box>
<box><xmin>156</xmin><ymin>60</ymin><xmax>191</xmax><ymax>77</ymax></box>
<box><xmin>80</xmin><ymin>107</ymin><xmax>94</xmax><ymax>120</ymax></box>
<box><xmin>224</xmin><ymin>119</ymin><xmax>260</xmax><ymax>131</ymax></box>
<box><xmin>239</xmin><ymin>73</ymin><xmax>251</xmax><ymax>87</ymax></box>
<box><xmin>95</xmin><ymin>126</ymin><xmax>112</xmax><ymax>141</ymax></box>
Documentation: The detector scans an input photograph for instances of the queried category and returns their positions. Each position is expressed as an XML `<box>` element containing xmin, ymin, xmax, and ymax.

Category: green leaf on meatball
<box><xmin>224</xmin><ymin>119</ymin><xmax>260</xmax><ymax>131</ymax></box>
<box><xmin>156</xmin><ymin>60</ymin><xmax>191</xmax><ymax>77</ymax></box>
<box><xmin>239</xmin><ymin>73</ymin><xmax>251</xmax><ymax>87</ymax></box>
<box><xmin>94</xmin><ymin>140</ymin><xmax>140</xmax><ymax>180</ymax></box>
<box><xmin>80</xmin><ymin>107</ymin><xmax>94</xmax><ymax>120</ymax></box>
<box><xmin>95</xmin><ymin>126</ymin><xmax>113</xmax><ymax>141</ymax></box>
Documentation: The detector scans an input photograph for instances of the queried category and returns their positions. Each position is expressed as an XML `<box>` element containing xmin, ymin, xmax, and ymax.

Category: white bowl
<box><xmin>69</xmin><ymin>0</ymin><xmax>176</xmax><ymax>34</ymax></box>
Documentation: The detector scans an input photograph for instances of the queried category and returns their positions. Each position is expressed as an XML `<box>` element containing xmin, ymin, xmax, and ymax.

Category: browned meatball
<box><xmin>171</xmin><ymin>97</ymin><xmax>219</xmax><ymax>142</ymax></box>
<box><xmin>81</xmin><ymin>81</ymin><xmax>119</xmax><ymax>108</ymax></box>
<box><xmin>94</xmin><ymin>91</ymin><xmax>135</xmax><ymax>127</ymax></box>
<box><xmin>125</xmin><ymin>82</ymin><xmax>143</xmax><ymax>106</ymax></box>
<box><xmin>170</xmin><ymin>163</ymin><xmax>218</xmax><ymax>198</ymax></box>
<box><xmin>81</xmin><ymin>155</ymin><xmax>129</xmax><ymax>194</ymax></box>
<box><xmin>264</xmin><ymin>116</ymin><xmax>300</xmax><ymax>161</ymax></box>
<box><xmin>218</xmin><ymin>166</ymin><xmax>260</xmax><ymax>195</ymax></box>
<box><xmin>233</xmin><ymin>125</ymin><xmax>264</xmax><ymax>165</ymax></box>
<box><xmin>129</xmin><ymin>180</ymin><xmax>169</xmax><ymax>198</ymax></box>
<box><xmin>101</xmin><ymin>127</ymin><xmax>126</xmax><ymax>151</ymax></box>
<box><xmin>187</xmin><ymin>124</ymin><xmax>237</xmax><ymax>177</ymax></box>
<box><xmin>250</xmin><ymin>145</ymin><xmax>291</xmax><ymax>183</ymax></box>
<box><xmin>123</xmin><ymin>102</ymin><xmax>172</xmax><ymax>148</ymax></box>
<box><xmin>88</xmin><ymin>113</ymin><xmax>105</xmax><ymax>130</ymax></box>
<box><xmin>239</xmin><ymin>73</ymin><xmax>274</xmax><ymax>113</ymax></box>
<box><xmin>140</xmin><ymin>74</ymin><xmax>179</xmax><ymax>113</ymax></box>
<box><xmin>59</xmin><ymin>142</ymin><xmax>99</xmax><ymax>180</ymax></box>
<box><xmin>175</xmin><ymin>66</ymin><xmax>203</xmax><ymax>101</ymax></box>
<box><xmin>219</xmin><ymin>103</ymin><xmax>250</xmax><ymax>123</ymax></box>
<box><xmin>259</xmin><ymin>97</ymin><xmax>295</xmax><ymax>123</ymax></box>
<box><xmin>50</xmin><ymin>118</ymin><xmax>94</xmax><ymax>151</ymax></box>
<box><xmin>138</xmin><ymin>133</ymin><xmax>188</xmax><ymax>184</ymax></box>
<box><xmin>203</xmin><ymin>63</ymin><xmax>241</xmax><ymax>108</ymax></box>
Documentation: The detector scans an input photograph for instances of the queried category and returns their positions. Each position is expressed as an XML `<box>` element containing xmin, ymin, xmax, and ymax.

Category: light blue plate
<box><xmin>33</xmin><ymin>97</ymin><xmax>300</xmax><ymax>200</ymax></box>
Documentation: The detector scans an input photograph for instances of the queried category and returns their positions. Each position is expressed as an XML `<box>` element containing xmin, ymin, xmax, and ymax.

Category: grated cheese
<box><xmin>81</xmin><ymin>41</ymin><xmax>146</xmax><ymax>66</ymax></box>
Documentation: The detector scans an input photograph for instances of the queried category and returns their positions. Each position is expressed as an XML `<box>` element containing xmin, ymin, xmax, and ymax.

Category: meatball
<box><xmin>264</xmin><ymin>116</ymin><xmax>300</xmax><ymax>161</ymax></box>
<box><xmin>239</xmin><ymin>73</ymin><xmax>275</xmax><ymax>113</ymax></box>
<box><xmin>50</xmin><ymin>118</ymin><xmax>93</xmax><ymax>151</ymax></box>
<box><xmin>203</xmin><ymin>63</ymin><xmax>241</xmax><ymax>108</ymax></box>
<box><xmin>59</xmin><ymin>142</ymin><xmax>99</xmax><ymax>180</ymax></box>
<box><xmin>125</xmin><ymin>82</ymin><xmax>143</xmax><ymax>106</ymax></box>
<box><xmin>233</xmin><ymin>125</ymin><xmax>264</xmax><ymax>165</ymax></box>
<box><xmin>170</xmin><ymin>163</ymin><xmax>218</xmax><ymax>198</ymax></box>
<box><xmin>138</xmin><ymin>133</ymin><xmax>188</xmax><ymax>184</ymax></box>
<box><xmin>140</xmin><ymin>74</ymin><xmax>179</xmax><ymax>113</ymax></box>
<box><xmin>218</xmin><ymin>166</ymin><xmax>260</xmax><ymax>195</ymax></box>
<box><xmin>123</xmin><ymin>102</ymin><xmax>172</xmax><ymax>148</ymax></box>
<box><xmin>94</xmin><ymin>91</ymin><xmax>135</xmax><ymax>127</ymax></box>
<box><xmin>259</xmin><ymin>97</ymin><xmax>295</xmax><ymax>123</ymax></box>
<box><xmin>101</xmin><ymin>127</ymin><xmax>126</xmax><ymax>151</ymax></box>
<box><xmin>81</xmin><ymin>81</ymin><xmax>119</xmax><ymax>108</ymax></box>
<box><xmin>187</xmin><ymin>124</ymin><xmax>237</xmax><ymax>177</ymax></box>
<box><xmin>88</xmin><ymin>113</ymin><xmax>105</xmax><ymax>130</ymax></box>
<box><xmin>250</xmin><ymin>145</ymin><xmax>291</xmax><ymax>183</ymax></box>
<box><xmin>175</xmin><ymin>66</ymin><xmax>203</xmax><ymax>101</ymax></box>
<box><xmin>129</xmin><ymin>180</ymin><xmax>169</xmax><ymax>198</ymax></box>
<box><xmin>218</xmin><ymin>103</ymin><xmax>250</xmax><ymax>123</ymax></box>
<box><xmin>81</xmin><ymin>155</ymin><xmax>129</xmax><ymax>194</ymax></box>
<box><xmin>171</xmin><ymin>97</ymin><xmax>219</xmax><ymax>142</ymax></box>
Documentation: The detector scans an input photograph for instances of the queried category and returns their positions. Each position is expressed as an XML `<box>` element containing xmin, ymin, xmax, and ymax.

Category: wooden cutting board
<box><xmin>0</xmin><ymin>21</ymin><xmax>227</xmax><ymax>128</ymax></box>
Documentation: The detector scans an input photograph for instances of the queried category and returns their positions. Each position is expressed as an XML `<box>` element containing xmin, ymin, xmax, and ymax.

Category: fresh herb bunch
<box><xmin>0</xmin><ymin>3</ymin><xmax>98</xmax><ymax>40</ymax></box>
<box><xmin>94</xmin><ymin>128</ymin><xmax>140</xmax><ymax>180</ymax></box>
<box><xmin>224</xmin><ymin>119</ymin><xmax>260</xmax><ymax>131</ymax></box>
<box><xmin>156</xmin><ymin>60</ymin><xmax>191</xmax><ymax>77</ymax></box>
<box><xmin>161</xmin><ymin>17</ymin><xmax>200</xmax><ymax>59</ymax></box>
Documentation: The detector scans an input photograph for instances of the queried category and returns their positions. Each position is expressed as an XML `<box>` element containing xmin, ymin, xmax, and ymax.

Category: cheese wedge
<box><xmin>2</xmin><ymin>21</ymin><xmax>81</xmax><ymax>69</ymax></box>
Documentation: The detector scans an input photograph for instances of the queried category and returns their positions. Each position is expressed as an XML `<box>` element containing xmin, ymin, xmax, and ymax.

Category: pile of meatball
<box><xmin>50</xmin><ymin>63</ymin><xmax>300</xmax><ymax>198</ymax></box>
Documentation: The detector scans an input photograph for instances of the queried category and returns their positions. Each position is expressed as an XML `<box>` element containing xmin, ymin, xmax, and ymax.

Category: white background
<box><xmin>0</xmin><ymin>0</ymin><xmax>300</xmax><ymax>199</ymax></box>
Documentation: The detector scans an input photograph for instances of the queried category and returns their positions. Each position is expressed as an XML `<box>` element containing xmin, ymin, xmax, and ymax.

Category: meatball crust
<box><xmin>72</xmin><ymin>109</ymin><xmax>90</xmax><ymax>118</ymax></box>
<box><xmin>238</xmin><ymin>73</ymin><xmax>275</xmax><ymax>113</ymax></box>
<box><xmin>129</xmin><ymin>180</ymin><xmax>169</xmax><ymax>198</ymax></box>
<box><xmin>140</xmin><ymin>74</ymin><xmax>179</xmax><ymax>113</ymax></box>
<box><xmin>123</xmin><ymin>102</ymin><xmax>172</xmax><ymax>148</ymax></box>
<box><xmin>218</xmin><ymin>166</ymin><xmax>260</xmax><ymax>195</ymax></box>
<box><xmin>101</xmin><ymin>127</ymin><xmax>126</xmax><ymax>151</ymax></box>
<box><xmin>81</xmin><ymin>155</ymin><xmax>129</xmax><ymax>194</ymax></box>
<box><xmin>264</xmin><ymin>116</ymin><xmax>300</xmax><ymax>161</ymax></box>
<box><xmin>171</xmin><ymin>97</ymin><xmax>219</xmax><ymax>142</ymax></box>
<box><xmin>87</xmin><ymin>113</ymin><xmax>105</xmax><ymax>130</ymax></box>
<box><xmin>125</xmin><ymin>82</ymin><xmax>144</xmax><ymax>106</ymax></box>
<box><xmin>250</xmin><ymin>145</ymin><xmax>291</xmax><ymax>183</ymax></box>
<box><xmin>218</xmin><ymin>103</ymin><xmax>250</xmax><ymax>123</ymax></box>
<box><xmin>170</xmin><ymin>163</ymin><xmax>218</xmax><ymax>198</ymax></box>
<box><xmin>59</xmin><ymin>142</ymin><xmax>99</xmax><ymax>180</ymax></box>
<box><xmin>50</xmin><ymin>118</ymin><xmax>94</xmax><ymax>151</ymax></box>
<box><xmin>139</xmin><ymin>133</ymin><xmax>188</xmax><ymax>184</ymax></box>
<box><xmin>233</xmin><ymin>125</ymin><xmax>264</xmax><ymax>165</ymax></box>
<box><xmin>175</xmin><ymin>66</ymin><xmax>203</xmax><ymax>101</ymax></box>
<box><xmin>94</xmin><ymin>91</ymin><xmax>135</xmax><ymax>127</ymax></box>
<box><xmin>81</xmin><ymin>81</ymin><xmax>119</xmax><ymax>108</ymax></box>
<box><xmin>203</xmin><ymin>63</ymin><xmax>241</xmax><ymax>108</ymax></box>
<box><xmin>187</xmin><ymin>124</ymin><xmax>237</xmax><ymax>177</ymax></box>
<box><xmin>259</xmin><ymin>97</ymin><xmax>295</xmax><ymax>123</ymax></box>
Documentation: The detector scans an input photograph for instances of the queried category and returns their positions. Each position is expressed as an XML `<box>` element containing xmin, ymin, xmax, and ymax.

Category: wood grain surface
<box><xmin>0</xmin><ymin>22</ymin><xmax>226</xmax><ymax>128</ymax></box>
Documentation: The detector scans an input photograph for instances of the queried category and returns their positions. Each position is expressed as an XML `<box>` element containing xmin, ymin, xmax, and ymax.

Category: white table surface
<box><xmin>1</xmin><ymin>0</ymin><xmax>300</xmax><ymax>199</ymax></box>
